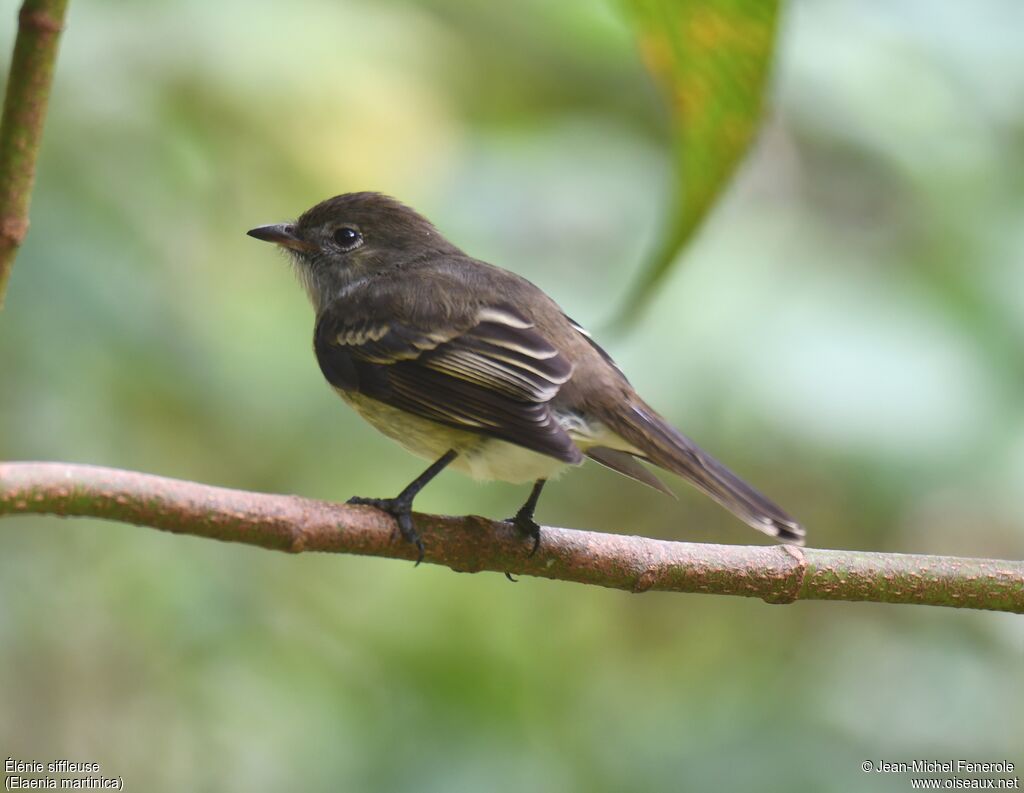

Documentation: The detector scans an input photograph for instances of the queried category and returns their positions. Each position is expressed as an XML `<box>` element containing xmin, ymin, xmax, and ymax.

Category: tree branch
<box><xmin>1</xmin><ymin>461</ymin><xmax>1021</xmax><ymax>613</ymax></box>
<box><xmin>0</xmin><ymin>0</ymin><xmax>69</xmax><ymax>305</ymax></box>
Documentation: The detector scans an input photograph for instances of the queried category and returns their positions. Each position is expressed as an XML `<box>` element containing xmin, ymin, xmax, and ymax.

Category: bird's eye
<box><xmin>333</xmin><ymin>227</ymin><xmax>362</xmax><ymax>249</ymax></box>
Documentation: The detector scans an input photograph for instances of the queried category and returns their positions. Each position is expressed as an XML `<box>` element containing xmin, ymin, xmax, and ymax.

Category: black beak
<box><xmin>246</xmin><ymin>223</ymin><xmax>318</xmax><ymax>253</ymax></box>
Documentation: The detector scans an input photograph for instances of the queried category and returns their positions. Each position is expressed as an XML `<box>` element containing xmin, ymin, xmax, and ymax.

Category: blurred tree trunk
<box><xmin>0</xmin><ymin>0</ymin><xmax>69</xmax><ymax>305</ymax></box>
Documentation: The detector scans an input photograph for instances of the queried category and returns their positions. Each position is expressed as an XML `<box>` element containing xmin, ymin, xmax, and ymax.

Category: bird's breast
<box><xmin>336</xmin><ymin>390</ymin><xmax>572</xmax><ymax>484</ymax></box>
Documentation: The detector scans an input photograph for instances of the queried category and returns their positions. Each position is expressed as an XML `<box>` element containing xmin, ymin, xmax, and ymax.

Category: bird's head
<box><xmin>247</xmin><ymin>191</ymin><xmax>459</xmax><ymax>309</ymax></box>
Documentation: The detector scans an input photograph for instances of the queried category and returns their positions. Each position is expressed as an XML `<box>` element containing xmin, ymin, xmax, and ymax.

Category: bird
<box><xmin>247</xmin><ymin>192</ymin><xmax>804</xmax><ymax>561</ymax></box>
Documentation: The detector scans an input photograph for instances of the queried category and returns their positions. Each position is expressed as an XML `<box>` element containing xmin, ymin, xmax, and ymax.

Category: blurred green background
<box><xmin>1</xmin><ymin>0</ymin><xmax>1022</xmax><ymax>790</ymax></box>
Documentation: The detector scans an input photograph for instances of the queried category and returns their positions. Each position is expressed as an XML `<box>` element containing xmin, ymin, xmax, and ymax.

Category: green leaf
<box><xmin>617</xmin><ymin>0</ymin><xmax>781</xmax><ymax>324</ymax></box>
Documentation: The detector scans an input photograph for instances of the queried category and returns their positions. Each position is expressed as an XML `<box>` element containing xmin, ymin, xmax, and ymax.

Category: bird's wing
<box><xmin>314</xmin><ymin>283</ymin><xmax>582</xmax><ymax>464</ymax></box>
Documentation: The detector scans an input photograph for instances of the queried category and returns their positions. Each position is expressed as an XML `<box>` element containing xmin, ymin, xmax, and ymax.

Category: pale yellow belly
<box><xmin>338</xmin><ymin>390</ymin><xmax>573</xmax><ymax>484</ymax></box>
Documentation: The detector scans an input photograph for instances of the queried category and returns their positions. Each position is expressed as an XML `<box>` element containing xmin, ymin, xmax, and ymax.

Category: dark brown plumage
<box><xmin>248</xmin><ymin>192</ymin><xmax>805</xmax><ymax>558</ymax></box>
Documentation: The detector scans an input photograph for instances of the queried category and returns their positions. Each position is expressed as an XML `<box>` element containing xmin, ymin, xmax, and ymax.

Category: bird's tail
<box><xmin>607</xmin><ymin>401</ymin><xmax>805</xmax><ymax>545</ymax></box>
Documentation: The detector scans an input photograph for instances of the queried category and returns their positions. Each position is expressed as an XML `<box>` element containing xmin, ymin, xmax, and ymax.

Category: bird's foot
<box><xmin>505</xmin><ymin>510</ymin><xmax>542</xmax><ymax>557</ymax></box>
<box><xmin>347</xmin><ymin>495</ymin><xmax>424</xmax><ymax>564</ymax></box>
<box><xmin>501</xmin><ymin>478</ymin><xmax>546</xmax><ymax>580</ymax></box>
<box><xmin>502</xmin><ymin>512</ymin><xmax>541</xmax><ymax>581</ymax></box>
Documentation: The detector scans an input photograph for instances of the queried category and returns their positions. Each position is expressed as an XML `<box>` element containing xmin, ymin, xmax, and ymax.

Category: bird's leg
<box><xmin>507</xmin><ymin>478</ymin><xmax>546</xmax><ymax>557</ymax></box>
<box><xmin>348</xmin><ymin>449</ymin><xmax>458</xmax><ymax>565</ymax></box>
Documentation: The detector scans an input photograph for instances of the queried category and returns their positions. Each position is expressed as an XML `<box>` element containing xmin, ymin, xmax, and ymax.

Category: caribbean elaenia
<box><xmin>248</xmin><ymin>193</ymin><xmax>805</xmax><ymax>562</ymax></box>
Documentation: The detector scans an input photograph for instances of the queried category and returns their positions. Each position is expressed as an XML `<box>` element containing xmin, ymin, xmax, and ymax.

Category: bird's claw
<box><xmin>347</xmin><ymin>495</ymin><xmax>424</xmax><ymax>565</ymax></box>
<box><xmin>506</xmin><ymin>512</ymin><xmax>541</xmax><ymax>557</ymax></box>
